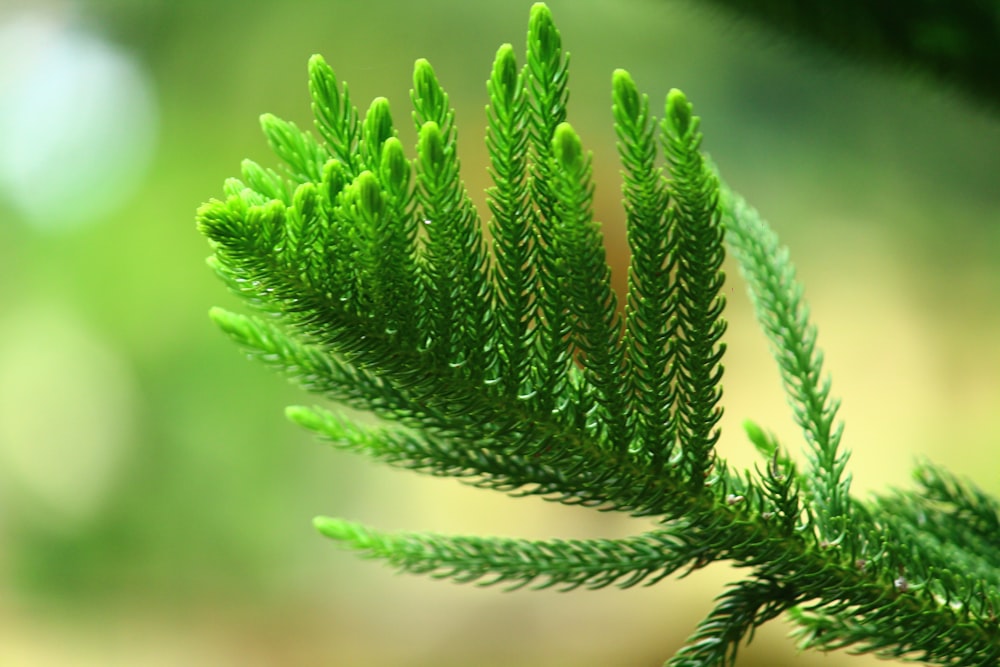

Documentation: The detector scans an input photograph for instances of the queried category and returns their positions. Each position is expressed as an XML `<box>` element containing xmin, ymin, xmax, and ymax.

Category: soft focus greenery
<box><xmin>1</xmin><ymin>1</ymin><xmax>998</xmax><ymax>665</ymax></box>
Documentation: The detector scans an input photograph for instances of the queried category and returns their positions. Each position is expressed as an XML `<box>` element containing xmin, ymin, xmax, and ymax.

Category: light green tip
<box><xmin>285</xmin><ymin>405</ymin><xmax>317</xmax><ymax>428</ymax></box>
<box><xmin>365</xmin><ymin>96</ymin><xmax>392</xmax><ymax>122</ymax></box>
<box><xmin>666</xmin><ymin>88</ymin><xmax>692</xmax><ymax>135</ymax></box>
<box><xmin>380</xmin><ymin>137</ymin><xmax>408</xmax><ymax>191</ymax></box>
<box><xmin>207</xmin><ymin>306</ymin><xmax>235</xmax><ymax>328</ymax></box>
<box><xmin>612</xmin><ymin>69</ymin><xmax>640</xmax><ymax>120</ymax></box>
<box><xmin>529</xmin><ymin>2</ymin><xmax>553</xmax><ymax>26</ymax></box>
<box><xmin>307</xmin><ymin>53</ymin><xmax>328</xmax><ymax>74</ymax></box>
<box><xmin>413</xmin><ymin>58</ymin><xmax>439</xmax><ymax>96</ymax></box>
<box><xmin>314</xmin><ymin>517</ymin><xmax>370</xmax><ymax>547</ymax></box>
<box><xmin>313</xmin><ymin>516</ymin><xmax>345</xmax><ymax>539</ymax></box>
<box><xmin>418</xmin><ymin>121</ymin><xmax>445</xmax><ymax>170</ymax></box>
<box><xmin>259</xmin><ymin>112</ymin><xmax>277</xmax><ymax>131</ymax></box>
<box><xmin>743</xmin><ymin>419</ymin><xmax>777</xmax><ymax>458</ymax></box>
<box><xmin>363</xmin><ymin>97</ymin><xmax>395</xmax><ymax>152</ymax></box>
<box><xmin>355</xmin><ymin>170</ymin><xmax>383</xmax><ymax>218</ymax></box>
<box><xmin>292</xmin><ymin>182</ymin><xmax>318</xmax><ymax>216</ymax></box>
<box><xmin>553</xmin><ymin>122</ymin><xmax>582</xmax><ymax>170</ymax></box>
<box><xmin>528</xmin><ymin>2</ymin><xmax>559</xmax><ymax>52</ymax></box>
<box><xmin>490</xmin><ymin>44</ymin><xmax>519</xmax><ymax>105</ymax></box>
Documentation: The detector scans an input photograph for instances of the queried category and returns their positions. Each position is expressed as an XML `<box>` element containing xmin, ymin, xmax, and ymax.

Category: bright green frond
<box><xmin>722</xmin><ymin>189</ymin><xmax>850</xmax><ymax>543</ymax></box>
<box><xmin>359</xmin><ymin>97</ymin><xmax>397</xmax><ymax>173</ymax></box>
<box><xmin>913</xmin><ymin>460</ymin><xmax>1000</xmax><ymax>540</ymax></box>
<box><xmin>525</xmin><ymin>1</ymin><xmax>573</xmax><ymax>415</ymax></box>
<box><xmin>198</xmin><ymin>4</ymin><xmax>999</xmax><ymax>665</ymax></box>
<box><xmin>415</xmin><ymin>120</ymin><xmax>493</xmax><ymax>376</ymax></box>
<box><xmin>788</xmin><ymin>592</ymin><xmax>1000</xmax><ymax>664</ymax></box>
<box><xmin>315</xmin><ymin>517</ymin><xmax>695</xmax><ymax>591</ymax></box>
<box><xmin>289</xmin><ymin>403</ymin><xmax>663</xmax><ymax>511</ymax></box>
<box><xmin>338</xmin><ymin>170</ymin><xmax>410</xmax><ymax>331</ymax></box>
<box><xmin>550</xmin><ymin>123</ymin><xmax>629</xmax><ymax>449</ymax></box>
<box><xmin>614</xmin><ymin>68</ymin><xmax>676</xmax><ymax>469</ymax></box>
<box><xmin>208</xmin><ymin>309</ymin><xmax>408</xmax><ymax>414</ymax></box>
<box><xmin>308</xmin><ymin>54</ymin><xmax>360</xmax><ymax>174</ymax></box>
<box><xmin>260</xmin><ymin>113</ymin><xmax>329</xmax><ymax>184</ymax></box>
<box><xmin>240</xmin><ymin>159</ymin><xmax>289</xmax><ymax>203</ymax></box>
<box><xmin>287</xmin><ymin>403</ymin><xmax>579</xmax><ymax>495</ymax></box>
<box><xmin>411</xmin><ymin>58</ymin><xmax>453</xmax><ymax>138</ymax></box>
<box><xmin>486</xmin><ymin>43</ymin><xmax>535</xmax><ymax>397</ymax></box>
<box><xmin>662</xmin><ymin>89</ymin><xmax>727</xmax><ymax>484</ymax></box>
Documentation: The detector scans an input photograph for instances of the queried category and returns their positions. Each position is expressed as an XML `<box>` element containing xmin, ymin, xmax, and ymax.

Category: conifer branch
<box><xmin>314</xmin><ymin>518</ymin><xmax>695</xmax><ymax>591</ymax></box>
<box><xmin>614</xmin><ymin>68</ymin><xmax>677</xmax><ymax>470</ymax></box>
<box><xmin>525</xmin><ymin>3</ymin><xmax>574</xmax><ymax>416</ymax></box>
<box><xmin>668</xmin><ymin>578</ymin><xmax>799</xmax><ymax>667</ymax></box>
<box><xmin>722</xmin><ymin>189</ymin><xmax>850</xmax><ymax>544</ymax></box>
<box><xmin>308</xmin><ymin>54</ymin><xmax>362</xmax><ymax>175</ymax></box>
<box><xmin>198</xmin><ymin>3</ymin><xmax>1000</xmax><ymax>664</ymax></box>
<box><xmin>550</xmin><ymin>123</ymin><xmax>630</xmax><ymax>450</ymax></box>
<box><xmin>486</xmin><ymin>44</ymin><xmax>534</xmax><ymax>398</ymax></box>
<box><xmin>663</xmin><ymin>90</ymin><xmax>727</xmax><ymax>485</ymax></box>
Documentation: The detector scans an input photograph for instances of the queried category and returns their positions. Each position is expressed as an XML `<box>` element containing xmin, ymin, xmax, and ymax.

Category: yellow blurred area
<box><xmin>0</xmin><ymin>0</ymin><xmax>998</xmax><ymax>665</ymax></box>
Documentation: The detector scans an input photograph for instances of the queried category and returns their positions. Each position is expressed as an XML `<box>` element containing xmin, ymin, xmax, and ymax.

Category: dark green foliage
<box><xmin>669</xmin><ymin>578</ymin><xmax>799</xmax><ymax>667</ymax></box>
<box><xmin>695</xmin><ymin>0</ymin><xmax>1000</xmax><ymax>110</ymax></box>
<box><xmin>198</xmin><ymin>3</ymin><xmax>1000</xmax><ymax>665</ymax></box>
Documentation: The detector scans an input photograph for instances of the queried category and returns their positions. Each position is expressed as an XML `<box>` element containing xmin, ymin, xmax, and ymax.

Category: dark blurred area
<box><xmin>0</xmin><ymin>0</ymin><xmax>998</xmax><ymax>665</ymax></box>
<box><xmin>694</xmin><ymin>0</ymin><xmax>1000</xmax><ymax>111</ymax></box>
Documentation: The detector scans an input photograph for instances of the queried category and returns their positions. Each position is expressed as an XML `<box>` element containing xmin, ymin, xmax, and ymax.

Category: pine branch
<box><xmin>314</xmin><ymin>518</ymin><xmax>696</xmax><ymax>591</ymax></box>
<box><xmin>722</xmin><ymin>189</ymin><xmax>850</xmax><ymax>545</ymax></box>
<box><xmin>209</xmin><ymin>309</ymin><xmax>412</xmax><ymax>415</ymax></box>
<box><xmin>198</xmin><ymin>3</ymin><xmax>1000</xmax><ymax>664</ymax></box>
<box><xmin>525</xmin><ymin>3</ymin><xmax>574</xmax><ymax>416</ymax></box>
<box><xmin>308</xmin><ymin>54</ymin><xmax>360</xmax><ymax>174</ymax></box>
<box><xmin>912</xmin><ymin>460</ymin><xmax>1000</xmax><ymax>543</ymax></box>
<box><xmin>668</xmin><ymin>578</ymin><xmax>800</xmax><ymax>667</ymax></box>
<box><xmin>663</xmin><ymin>90</ymin><xmax>727</xmax><ymax>485</ymax></box>
<box><xmin>550</xmin><ymin>123</ymin><xmax>630</xmax><ymax>450</ymax></box>
<box><xmin>486</xmin><ymin>44</ymin><xmax>534</xmax><ymax>398</ymax></box>
<box><xmin>413</xmin><ymin>61</ymin><xmax>494</xmax><ymax>378</ymax></box>
<box><xmin>614</xmin><ymin>68</ymin><xmax>677</xmax><ymax>470</ymax></box>
<box><xmin>260</xmin><ymin>113</ymin><xmax>329</xmax><ymax>184</ymax></box>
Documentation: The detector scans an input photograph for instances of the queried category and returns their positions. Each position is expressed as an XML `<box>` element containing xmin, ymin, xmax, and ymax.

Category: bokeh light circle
<box><xmin>0</xmin><ymin>12</ymin><xmax>158</xmax><ymax>231</ymax></box>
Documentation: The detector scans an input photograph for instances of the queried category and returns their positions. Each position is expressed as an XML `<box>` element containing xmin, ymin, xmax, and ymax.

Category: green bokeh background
<box><xmin>1</xmin><ymin>0</ymin><xmax>999</xmax><ymax>665</ymax></box>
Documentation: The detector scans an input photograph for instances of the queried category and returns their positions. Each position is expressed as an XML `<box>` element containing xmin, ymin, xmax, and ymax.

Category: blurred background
<box><xmin>0</xmin><ymin>0</ymin><xmax>998</xmax><ymax>665</ymax></box>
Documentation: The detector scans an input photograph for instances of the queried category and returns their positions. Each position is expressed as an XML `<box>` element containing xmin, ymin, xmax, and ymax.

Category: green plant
<box><xmin>196</xmin><ymin>3</ymin><xmax>1000</xmax><ymax>665</ymax></box>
